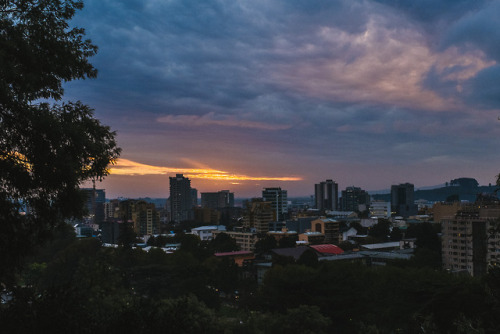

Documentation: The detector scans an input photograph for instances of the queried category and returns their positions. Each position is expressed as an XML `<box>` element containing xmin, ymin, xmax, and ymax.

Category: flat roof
<box><xmin>361</xmin><ymin>242</ymin><xmax>400</xmax><ymax>250</ymax></box>
<box><xmin>214</xmin><ymin>250</ymin><xmax>254</xmax><ymax>257</ymax></box>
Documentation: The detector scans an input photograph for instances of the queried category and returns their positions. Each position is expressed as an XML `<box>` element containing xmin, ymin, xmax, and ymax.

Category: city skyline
<box><xmin>72</xmin><ymin>1</ymin><xmax>500</xmax><ymax>198</ymax></box>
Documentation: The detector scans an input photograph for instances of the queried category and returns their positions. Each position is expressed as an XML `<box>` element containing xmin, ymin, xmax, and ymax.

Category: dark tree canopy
<box><xmin>0</xmin><ymin>0</ymin><xmax>97</xmax><ymax>103</ymax></box>
<box><xmin>0</xmin><ymin>0</ymin><xmax>120</xmax><ymax>286</ymax></box>
<box><xmin>208</xmin><ymin>232</ymin><xmax>240</xmax><ymax>253</ymax></box>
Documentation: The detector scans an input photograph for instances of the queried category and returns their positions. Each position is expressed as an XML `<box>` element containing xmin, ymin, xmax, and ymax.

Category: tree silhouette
<box><xmin>0</xmin><ymin>0</ymin><xmax>120</xmax><ymax>286</ymax></box>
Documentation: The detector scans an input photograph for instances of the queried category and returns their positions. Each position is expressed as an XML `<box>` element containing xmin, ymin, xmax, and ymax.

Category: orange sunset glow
<box><xmin>109</xmin><ymin>158</ymin><xmax>302</xmax><ymax>182</ymax></box>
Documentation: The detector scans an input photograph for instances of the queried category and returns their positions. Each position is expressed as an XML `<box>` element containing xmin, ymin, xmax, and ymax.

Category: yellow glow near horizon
<box><xmin>109</xmin><ymin>158</ymin><xmax>302</xmax><ymax>181</ymax></box>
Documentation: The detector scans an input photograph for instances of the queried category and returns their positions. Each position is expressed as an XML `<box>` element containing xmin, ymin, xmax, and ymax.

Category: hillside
<box><xmin>372</xmin><ymin>179</ymin><xmax>498</xmax><ymax>203</ymax></box>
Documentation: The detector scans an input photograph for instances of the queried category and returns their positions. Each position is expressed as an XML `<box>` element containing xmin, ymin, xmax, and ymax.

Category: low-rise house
<box><xmin>298</xmin><ymin>231</ymin><xmax>325</xmax><ymax>245</ymax></box>
<box><xmin>191</xmin><ymin>225</ymin><xmax>226</xmax><ymax>241</ymax></box>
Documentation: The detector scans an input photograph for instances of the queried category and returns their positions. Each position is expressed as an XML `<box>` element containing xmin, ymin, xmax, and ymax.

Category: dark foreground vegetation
<box><xmin>1</xmin><ymin>225</ymin><xmax>499</xmax><ymax>334</ymax></box>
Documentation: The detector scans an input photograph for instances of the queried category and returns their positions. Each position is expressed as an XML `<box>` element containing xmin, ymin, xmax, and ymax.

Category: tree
<box><xmin>278</xmin><ymin>235</ymin><xmax>298</xmax><ymax>248</ymax></box>
<box><xmin>254</xmin><ymin>235</ymin><xmax>277</xmax><ymax>254</ymax></box>
<box><xmin>368</xmin><ymin>219</ymin><xmax>391</xmax><ymax>241</ymax></box>
<box><xmin>0</xmin><ymin>0</ymin><xmax>120</xmax><ymax>286</ymax></box>
<box><xmin>118</xmin><ymin>222</ymin><xmax>138</xmax><ymax>248</ymax></box>
<box><xmin>297</xmin><ymin>248</ymin><xmax>318</xmax><ymax>267</ymax></box>
<box><xmin>350</xmin><ymin>221</ymin><xmax>367</xmax><ymax>234</ymax></box>
<box><xmin>389</xmin><ymin>226</ymin><xmax>403</xmax><ymax>241</ymax></box>
<box><xmin>208</xmin><ymin>232</ymin><xmax>240</xmax><ymax>253</ymax></box>
<box><xmin>339</xmin><ymin>240</ymin><xmax>355</xmax><ymax>251</ymax></box>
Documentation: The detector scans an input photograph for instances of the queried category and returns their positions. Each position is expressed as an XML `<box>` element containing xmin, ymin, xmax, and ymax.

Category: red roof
<box><xmin>310</xmin><ymin>244</ymin><xmax>344</xmax><ymax>255</ymax></box>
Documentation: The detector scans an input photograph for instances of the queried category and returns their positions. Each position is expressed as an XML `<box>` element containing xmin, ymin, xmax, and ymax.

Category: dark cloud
<box><xmin>374</xmin><ymin>0</ymin><xmax>486</xmax><ymax>24</ymax></box>
<box><xmin>63</xmin><ymin>0</ymin><xmax>500</xmax><ymax>196</ymax></box>
<box><xmin>441</xmin><ymin>1</ymin><xmax>500</xmax><ymax>60</ymax></box>
<box><xmin>463</xmin><ymin>65</ymin><xmax>500</xmax><ymax>108</ymax></box>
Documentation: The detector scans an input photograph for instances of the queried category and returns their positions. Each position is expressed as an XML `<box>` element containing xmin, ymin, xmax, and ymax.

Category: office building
<box><xmin>194</xmin><ymin>207</ymin><xmax>221</xmax><ymax>224</ymax></box>
<box><xmin>169</xmin><ymin>174</ymin><xmax>193</xmax><ymax>223</ymax></box>
<box><xmin>81</xmin><ymin>188</ymin><xmax>106</xmax><ymax>225</ymax></box>
<box><xmin>369</xmin><ymin>201</ymin><xmax>391</xmax><ymax>219</ymax></box>
<box><xmin>340</xmin><ymin>186</ymin><xmax>370</xmax><ymax>212</ymax></box>
<box><xmin>201</xmin><ymin>190</ymin><xmax>234</xmax><ymax>210</ymax></box>
<box><xmin>262</xmin><ymin>187</ymin><xmax>288</xmax><ymax>221</ymax></box>
<box><xmin>191</xmin><ymin>188</ymin><xmax>198</xmax><ymax>208</ymax></box>
<box><xmin>315</xmin><ymin>180</ymin><xmax>338</xmax><ymax>212</ymax></box>
<box><xmin>391</xmin><ymin>183</ymin><xmax>418</xmax><ymax>218</ymax></box>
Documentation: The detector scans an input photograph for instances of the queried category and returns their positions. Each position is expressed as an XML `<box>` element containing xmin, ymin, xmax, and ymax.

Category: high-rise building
<box><xmin>201</xmin><ymin>190</ymin><xmax>235</xmax><ymax>210</ymax></box>
<box><xmin>315</xmin><ymin>180</ymin><xmax>338</xmax><ymax>212</ymax></box>
<box><xmin>243</xmin><ymin>199</ymin><xmax>274</xmax><ymax>234</ymax></box>
<box><xmin>81</xmin><ymin>188</ymin><xmax>106</xmax><ymax>225</ymax></box>
<box><xmin>193</xmin><ymin>207</ymin><xmax>221</xmax><ymax>224</ymax></box>
<box><xmin>340</xmin><ymin>186</ymin><xmax>370</xmax><ymax>212</ymax></box>
<box><xmin>391</xmin><ymin>183</ymin><xmax>417</xmax><ymax>217</ymax></box>
<box><xmin>441</xmin><ymin>204</ymin><xmax>500</xmax><ymax>276</ymax></box>
<box><xmin>169</xmin><ymin>174</ymin><xmax>193</xmax><ymax>223</ymax></box>
<box><xmin>131</xmin><ymin>201</ymin><xmax>161</xmax><ymax>236</ymax></box>
<box><xmin>191</xmin><ymin>188</ymin><xmax>198</xmax><ymax>208</ymax></box>
<box><xmin>112</xmin><ymin>199</ymin><xmax>160</xmax><ymax>236</ymax></box>
<box><xmin>262</xmin><ymin>187</ymin><xmax>288</xmax><ymax>221</ymax></box>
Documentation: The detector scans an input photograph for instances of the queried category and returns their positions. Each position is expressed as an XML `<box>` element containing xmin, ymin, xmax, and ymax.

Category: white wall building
<box><xmin>190</xmin><ymin>225</ymin><xmax>226</xmax><ymax>241</ymax></box>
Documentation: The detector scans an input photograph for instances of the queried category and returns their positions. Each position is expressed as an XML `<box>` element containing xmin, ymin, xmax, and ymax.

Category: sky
<box><xmin>68</xmin><ymin>0</ymin><xmax>500</xmax><ymax>199</ymax></box>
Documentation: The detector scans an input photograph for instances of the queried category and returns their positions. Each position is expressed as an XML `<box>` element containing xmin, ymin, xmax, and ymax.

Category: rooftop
<box><xmin>310</xmin><ymin>244</ymin><xmax>344</xmax><ymax>255</ymax></box>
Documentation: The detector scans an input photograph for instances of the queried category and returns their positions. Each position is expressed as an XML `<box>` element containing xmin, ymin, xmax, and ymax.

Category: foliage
<box><xmin>254</xmin><ymin>235</ymin><xmax>277</xmax><ymax>253</ymax></box>
<box><xmin>414</xmin><ymin>223</ymin><xmax>441</xmax><ymax>250</ymax></box>
<box><xmin>297</xmin><ymin>248</ymin><xmax>318</xmax><ymax>267</ymax></box>
<box><xmin>146</xmin><ymin>234</ymin><xmax>172</xmax><ymax>247</ymax></box>
<box><xmin>203</xmin><ymin>256</ymin><xmax>239</xmax><ymax>295</ymax></box>
<box><xmin>277</xmin><ymin>235</ymin><xmax>298</xmax><ymax>248</ymax></box>
<box><xmin>389</xmin><ymin>226</ymin><xmax>403</xmax><ymax>241</ymax></box>
<box><xmin>3</xmin><ymin>226</ymin><xmax>500</xmax><ymax>333</ymax></box>
<box><xmin>368</xmin><ymin>218</ymin><xmax>391</xmax><ymax>241</ymax></box>
<box><xmin>350</xmin><ymin>221</ymin><xmax>367</xmax><ymax>234</ymax></box>
<box><xmin>257</xmin><ymin>261</ymin><xmax>496</xmax><ymax>333</ymax></box>
<box><xmin>208</xmin><ymin>232</ymin><xmax>240</xmax><ymax>253</ymax></box>
<box><xmin>117</xmin><ymin>221</ymin><xmax>138</xmax><ymax>248</ymax></box>
<box><xmin>0</xmin><ymin>0</ymin><xmax>120</xmax><ymax>286</ymax></box>
<box><xmin>338</xmin><ymin>240</ymin><xmax>355</xmax><ymax>251</ymax></box>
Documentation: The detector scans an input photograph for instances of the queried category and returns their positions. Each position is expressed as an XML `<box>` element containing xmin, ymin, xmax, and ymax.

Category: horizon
<box><xmin>86</xmin><ymin>176</ymin><xmax>497</xmax><ymax>200</ymax></box>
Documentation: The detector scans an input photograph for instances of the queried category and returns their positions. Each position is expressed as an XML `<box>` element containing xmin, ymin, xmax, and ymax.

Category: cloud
<box><xmin>109</xmin><ymin>158</ymin><xmax>302</xmax><ymax>181</ymax></box>
<box><xmin>156</xmin><ymin>112</ymin><xmax>292</xmax><ymax>130</ymax></box>
<box><xmin>269</xmin><ymin>13</ymin><xmax>493</xmax><ymax>112</ymax></box>
<box><xmin>64</xmin><ymin>0</ymin><xmax>500</xmax><ymax>197</ymax></box>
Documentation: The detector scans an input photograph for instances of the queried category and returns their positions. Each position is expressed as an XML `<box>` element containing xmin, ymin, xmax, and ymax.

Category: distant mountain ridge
<box><xmin>371</xmin><ymin>178</ymin><xmax>498</xmax><ymax>203</ymax></box>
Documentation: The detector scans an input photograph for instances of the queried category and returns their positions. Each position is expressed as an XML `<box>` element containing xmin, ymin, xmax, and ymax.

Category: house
<box><xmin>191</xmin><ymin>225</ymin><xmax>226</xmax><ymax>241</ymax></box>
<box><xmin>310</xmin><ymin>244</ymin><xmax>344</xmax><ymax>256</ymax></box>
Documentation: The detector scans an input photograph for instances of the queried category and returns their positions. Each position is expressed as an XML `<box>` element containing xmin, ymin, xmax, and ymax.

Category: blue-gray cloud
<box><xmin>64</xmin><ymin>0</ymin><xmax>500</xmax><ymax>196</ymax></box>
